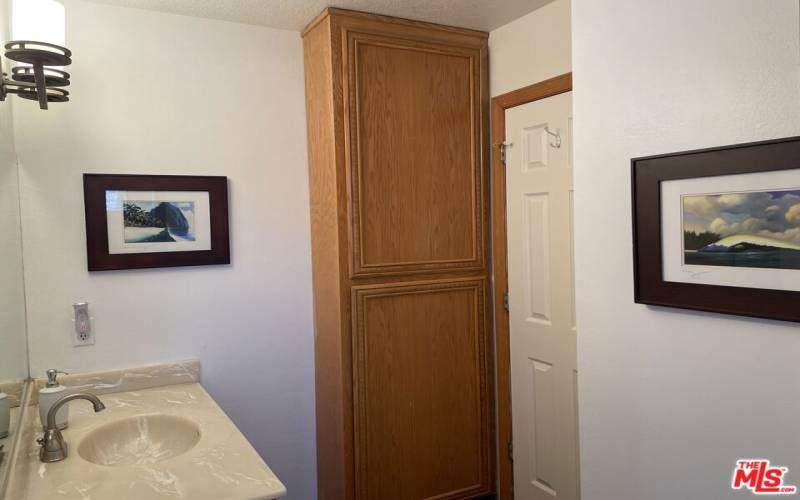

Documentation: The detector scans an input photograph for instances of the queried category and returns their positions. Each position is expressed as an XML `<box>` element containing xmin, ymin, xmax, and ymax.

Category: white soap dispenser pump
<box><xmin>39</xmin><ymin>369</ymin><xmax>69</xmax><ymax>430</ymax></box>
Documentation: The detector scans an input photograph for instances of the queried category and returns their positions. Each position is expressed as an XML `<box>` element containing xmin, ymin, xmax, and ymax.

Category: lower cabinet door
<box><xmin>351</xmin><ymin>278</ymin><xmax>493</xmax><ymax>499</ymax></box>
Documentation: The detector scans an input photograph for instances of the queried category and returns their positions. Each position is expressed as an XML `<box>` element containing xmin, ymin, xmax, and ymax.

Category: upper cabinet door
<box><xmin>344</xmin><ymin>30</ymin><xmax>487</xmax><ymax>278</ymax></box>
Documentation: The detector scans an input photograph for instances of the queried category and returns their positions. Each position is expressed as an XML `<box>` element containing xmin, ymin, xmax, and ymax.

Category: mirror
<box><xmin>0</xmin><ymin>123</ymin><xmax>27</xmax><ymax>383</ymax></box>
<box><xmin>0</xmin><ymin>0</ymin><xmax>30</xmax><ymax>488</ymax></box>
<box><xmin>0</xmin><ymin>121</ymin><xmax>29</xmax><ymax>487</ymax></box>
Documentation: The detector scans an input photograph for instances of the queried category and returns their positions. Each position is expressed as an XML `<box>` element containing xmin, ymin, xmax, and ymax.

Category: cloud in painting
<box><xmin>683</xmin><ymin>189</ymin><xmax>800</xmax><ymax>244</ymax></box>
<box><xmin>786</xmin><ymin>204</ymin><xmax>800</xmax><ymax>225</ymax></box>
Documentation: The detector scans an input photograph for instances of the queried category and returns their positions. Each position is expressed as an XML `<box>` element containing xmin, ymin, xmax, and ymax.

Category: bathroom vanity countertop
<box><xmin>7</xmin><ymin>383</ymin><xmax>286</xmax><ymax>500</ymax></box>
<box><xmin>0</xmin><ymin>406</ymin><xmax>20</xmax><ymax>492</ymax></box>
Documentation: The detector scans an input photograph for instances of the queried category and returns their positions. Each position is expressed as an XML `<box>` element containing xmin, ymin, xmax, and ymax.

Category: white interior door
<box><xmin>505</xmin><ymin>91</ymin><xmax>578</xmax><ymax>500</ymax></box>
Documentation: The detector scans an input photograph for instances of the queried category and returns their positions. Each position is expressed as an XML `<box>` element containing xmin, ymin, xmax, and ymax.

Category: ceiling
<box><xmin>78</xmin><ymin>0</ymin><xmax>552</xmax><ymax>32</ymax></box>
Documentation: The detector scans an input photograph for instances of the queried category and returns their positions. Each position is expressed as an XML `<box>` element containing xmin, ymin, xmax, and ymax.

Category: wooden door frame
<box><xmin>492</xmin><ymin>72</ymin><xmax>572</xmax><ymax>499</ymax></box>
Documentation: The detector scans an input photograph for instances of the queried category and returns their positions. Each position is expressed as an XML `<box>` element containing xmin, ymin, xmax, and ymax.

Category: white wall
<box><xmin>0</xmin><ymin>0</ymin><xmax>27</xmax><ymax>384</ymax></box>
<box><xmin>13</xmin><ymin>1</ymin><xmax>316</xmax><ymax>497</ymax></box>
<box><xmin>573</xmin><ymin>1</ymin><xmax>800</xmax><ymax>499</ymax></box>
<box><xmin>489</xmin><ymin>0</ymin><xmax>570</xmax><ymax>97</ymax></box>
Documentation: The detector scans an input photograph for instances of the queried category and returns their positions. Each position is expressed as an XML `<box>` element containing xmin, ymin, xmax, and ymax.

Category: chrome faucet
<box><xmin>38</xmin><ymin>393</ymin><xmax>105</xmax><ymax>463</ymax></box>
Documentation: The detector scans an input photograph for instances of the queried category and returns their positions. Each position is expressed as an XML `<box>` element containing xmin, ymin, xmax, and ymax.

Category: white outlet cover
<box><xmin>72</xmin><ymin>317</ymin><xmax>95</xmax><ymax>347</ymax></box>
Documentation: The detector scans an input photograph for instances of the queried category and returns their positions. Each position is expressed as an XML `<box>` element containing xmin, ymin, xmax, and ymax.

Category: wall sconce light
<box><xmin>0</xmin><ymin>0</ymin><xmax>71</xmax><ymax>110</ymax></box>
<box><xmin>1</xmin><ymin>41</ymin><xmax>71</xmax><ymax>109</ymax></box>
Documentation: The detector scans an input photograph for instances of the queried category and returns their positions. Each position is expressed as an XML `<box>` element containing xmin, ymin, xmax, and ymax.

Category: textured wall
<box><xmin>13</xmin><ymin>1</ymin><xmax>316</xmax><ymax>497</ymax></box>
<box><xmin>573</xmin><ymin>1</ymin><xmax>800</xmax><ymax>498</ymax></box>
<box><xmin>489</xmin><ymin>0</ymin><xmax>570</xmax><ymax>97</ymax></box>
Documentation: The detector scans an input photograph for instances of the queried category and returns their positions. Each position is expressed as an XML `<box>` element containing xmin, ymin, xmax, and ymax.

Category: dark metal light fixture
<box><xmin>0</xmin><ymin>40</ymin><xmax>72</xmax><ymax>110</ymax></box>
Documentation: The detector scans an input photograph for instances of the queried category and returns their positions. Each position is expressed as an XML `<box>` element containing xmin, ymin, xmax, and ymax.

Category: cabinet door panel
<box><xmin>346</xmin><ymin>32</ymin><xmax>485</xmax><ymax>277</ymax></box>
<box><xmin>352</xmin><ymin>279</ymin><xmax>492</xmax><ymax>499</ymax></box>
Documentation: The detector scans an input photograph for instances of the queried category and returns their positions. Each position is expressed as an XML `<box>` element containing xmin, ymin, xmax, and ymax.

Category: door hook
<box><xmin>544</xmin><ymin>126</ymin><xmax>561</xmax><ymax>148</ymax></box>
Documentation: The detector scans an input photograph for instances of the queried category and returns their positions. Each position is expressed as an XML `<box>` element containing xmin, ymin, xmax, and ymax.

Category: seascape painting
<box><xmin>123</xmin><ymin>201</ymin><xmax>196</xmax><ymax>243</ymax></box>
<box><xmin>683</xmin><ymin>189</ymin><xmax>800</xmax><ymax>270</ymax></box>
<box><xmin>89</xmin><ymin>176</ymin><xmax>225</xmax><ymax>270</ymax></box>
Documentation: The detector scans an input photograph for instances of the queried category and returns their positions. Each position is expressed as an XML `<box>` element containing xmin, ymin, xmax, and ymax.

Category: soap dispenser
<box><xmin>39</xmin><ymin>369</ymin><xmax>69</xmax><ymax>430</ymax></box>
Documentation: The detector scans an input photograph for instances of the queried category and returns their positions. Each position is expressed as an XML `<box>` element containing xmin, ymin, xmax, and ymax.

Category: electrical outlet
<box><xmin>72</xmin><ymin>302</ymin><xmax>94</xmax><ymax>347</ymax></box>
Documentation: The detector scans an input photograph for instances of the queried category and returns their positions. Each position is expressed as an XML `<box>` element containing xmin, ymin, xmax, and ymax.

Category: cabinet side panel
<box><xmin>304</xmin><ymin>16</ymin><xmax>352</xmax><ymax>500</ymax></box>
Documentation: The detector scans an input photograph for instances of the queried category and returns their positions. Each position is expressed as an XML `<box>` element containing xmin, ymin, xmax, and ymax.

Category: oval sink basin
<box><xmin>78</xmin><ymin>414</ymin><xmax>201</xmax><ymax>466</ymax></box>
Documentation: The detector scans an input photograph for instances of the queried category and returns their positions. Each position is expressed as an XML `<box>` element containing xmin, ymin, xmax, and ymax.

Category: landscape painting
<box><xmin>683</xmin><ymin>189</ymin><xmax>800</xmax><ymax>270</ymax></box>
<box><xmin>85</xmin><ymin>174</ymin><xmax>228</xmax><ymax>270</ymax></box>
<box><xmin>123</xmin><ymin>200</ymin><xmax>196</xmax><ymax>243</ymax></box>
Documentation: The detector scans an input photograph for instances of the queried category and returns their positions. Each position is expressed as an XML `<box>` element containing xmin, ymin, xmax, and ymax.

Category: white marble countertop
<box><xmin>7</xmin><ymin>382</ymin><xmax>286</xmax><ymax>500</ymax></box>
<box><xmin>0</xmin><ymin>406</ymin><xmax>20</xmax><ymax>491</ymax></box>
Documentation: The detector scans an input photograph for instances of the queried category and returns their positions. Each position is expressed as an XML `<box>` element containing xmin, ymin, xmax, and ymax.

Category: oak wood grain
<box><xmin>347</xmin><ymin>33</ymin><xmax>485</xmax><ymax>276</ymax></box>
<box><xmin>305</xmin><ymin>9</ymin><xmax>493</xmax><ymax>499</ymax></box>
<box><xmin>304</xmin><ymin>16</ymin><xmax>354</xmax><ymax>500</ymax></box>
<box><xmin>352</xmin><ymin>278</ymin><xmax>493</xmax><ymax>499</ymax></box>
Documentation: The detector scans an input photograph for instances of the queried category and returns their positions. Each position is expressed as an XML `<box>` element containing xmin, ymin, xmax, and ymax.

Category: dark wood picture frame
<box><xmin>83</xmin><ymin>174</ymin><xmax>230</xmax><ymax>271</ymax></box>
<box><xmin>632</xmin><ymin>136</ymin><xmax>800</xmax><ymax>323</ymax></box>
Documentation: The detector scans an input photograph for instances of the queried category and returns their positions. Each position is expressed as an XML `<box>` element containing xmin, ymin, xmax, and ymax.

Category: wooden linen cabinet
<box><xmin>303</xmin><ymin>9</ymin><xmax>493</xmax><ymax>499</ymax></box>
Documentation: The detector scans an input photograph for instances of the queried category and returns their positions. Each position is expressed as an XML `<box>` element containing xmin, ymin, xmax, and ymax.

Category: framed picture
<box><xmin>83</xmin><ymin>174</ymin><xmax>230</xmax><ymax>271</ymax></box>
<box><xmin>632</xmin><ymin>136</ymin><xmax>800</xmax><ymax>323</ymax></box>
